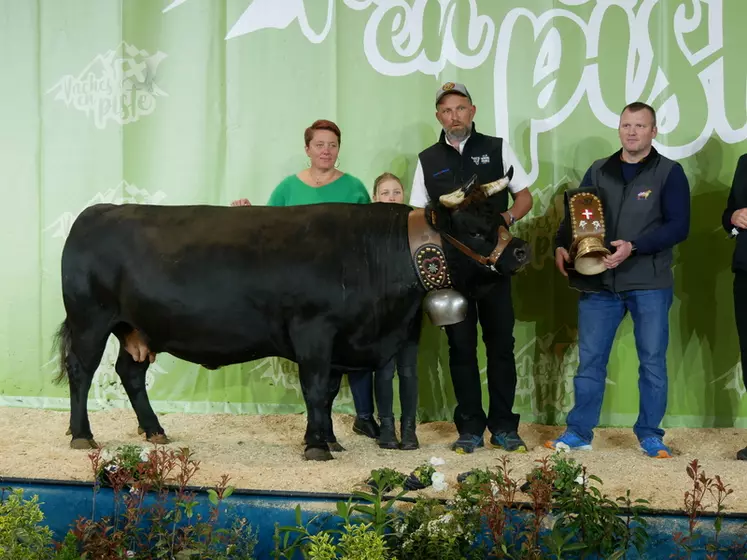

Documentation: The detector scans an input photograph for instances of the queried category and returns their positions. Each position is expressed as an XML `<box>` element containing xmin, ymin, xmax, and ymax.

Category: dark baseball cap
<box><xmin>435</xmin><ymin>82</ymin><xmax>472</xmax><ymax>106</ymax></box>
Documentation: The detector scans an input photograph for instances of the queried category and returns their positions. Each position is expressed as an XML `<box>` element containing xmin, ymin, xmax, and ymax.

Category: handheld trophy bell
<box><xmin>567</xmin><ymin>191</ymin><xmax>611</xmax><ymax>276</ymax></box>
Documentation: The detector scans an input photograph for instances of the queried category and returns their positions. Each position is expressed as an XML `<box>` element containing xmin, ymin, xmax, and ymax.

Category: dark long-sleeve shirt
<box><xmin>556</xmin><ymin>160</ymin><xmax>690</xmax><ymax>255</ymax></box>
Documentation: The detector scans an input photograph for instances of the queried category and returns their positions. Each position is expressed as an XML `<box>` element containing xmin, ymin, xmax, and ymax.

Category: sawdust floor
<box><xmin>1</xmin><ymin>407</ymin><xmax>747</xmax><ymax>513</ymax></box>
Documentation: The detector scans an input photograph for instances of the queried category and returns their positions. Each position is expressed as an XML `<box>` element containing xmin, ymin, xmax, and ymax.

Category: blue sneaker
<box><xmin>544</xmin><ymin>431</ymin><xmax>592</xmax><ymax>451</ymax></box>
<box><xmin>640</xmin><ymin>437</ymin><xmax>672</xmax><ymax>459</ymax></box>
<box><xmin>490</xmin><ymin>431</ymin><xmax>527</xmax><ymax>452</ymax></box>
<box><xmin>451</xmin><ymin>433</ymin><xmax>484</xmax><ymax>454</ymax></box>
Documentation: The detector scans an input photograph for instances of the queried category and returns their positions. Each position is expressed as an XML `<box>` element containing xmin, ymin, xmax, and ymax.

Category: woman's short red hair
<box><xmin>304</xmin><ymin>119</ymin><xmax>341</xmax><ymax>147</ymax></box>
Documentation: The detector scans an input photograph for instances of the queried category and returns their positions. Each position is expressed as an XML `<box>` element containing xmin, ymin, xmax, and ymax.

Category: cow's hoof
<box><xmin>137</xmin><ymin>426</ymin><xmax>145</xmax><ymax>435</ymax></box>
<box><xmin>70</xmin><ymin>438</ymin><xmax>98</xmax><ymax>450</ymax></box>
<box><xmin>304</xmin><ymin>447</ymin><xmax>334</xmax><ymax>461</ymax></box>
<box><xmin>327</xmin><ymin>441</ymin><xmax>345</xmax><ymax>452</ymax></box>
<box><xmin>147</xmin><ymin>433</ymin><xmax>170</xmax><ymax>445</ymax></box>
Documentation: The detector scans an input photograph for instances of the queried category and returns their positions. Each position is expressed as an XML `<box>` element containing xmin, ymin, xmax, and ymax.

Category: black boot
<box><xmin>400</xmin><ymin>417</ymin><xmax>419</xmax><ymax>450</ymax></box>
<box><xmin>353</xmin><ymin>416</ymin><xmax>380</xmax><ymax>439</ymax></box>
<box><xmin>377</xmin><ymin>417</ymin><xmax>399</xmax><ymax>449</ymax></box>
<box><xmin>738</xmin><ymin>446</ymin><xmax>747</xmax><ymax>461</ymax></box>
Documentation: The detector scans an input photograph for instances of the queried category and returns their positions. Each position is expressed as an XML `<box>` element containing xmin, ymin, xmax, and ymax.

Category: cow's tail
<box><xmin>52</xmin><ymin>319</ymin><xmax>72</xmax><ymax>386</ymax></box>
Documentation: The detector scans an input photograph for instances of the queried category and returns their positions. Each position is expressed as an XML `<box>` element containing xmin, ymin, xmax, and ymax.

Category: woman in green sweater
<box><xmin>232</xmin><ymin>119</ymin><xmax>379</xmax><ymax>440</ymax></box>
<box><xmin>232</xmin><ymin>119</ymin><xmax>369</xmax><ymax>207</ymax></box>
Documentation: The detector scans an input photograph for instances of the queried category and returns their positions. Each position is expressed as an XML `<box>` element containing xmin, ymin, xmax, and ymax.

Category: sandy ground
<box><xmin>1</xmin><ymin>407</ymin><xmax>747</xmax><ymax>513</ymax></box>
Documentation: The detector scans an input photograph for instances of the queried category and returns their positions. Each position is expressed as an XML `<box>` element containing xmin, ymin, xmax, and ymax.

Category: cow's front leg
<box><xmin>115</xmin><ymin>347</ymin><xmax>169</xmax><ymax>444</ymax></box>
<box><xmin>299</xmin><ymin>365</ymin><xmax>335</xmax><ymax>461</ymax></box>
<box><xmin>291</xmin><ymin>321</ymin><xmax>335</xmax><ymax>461</ymax></box>
<box><xmin>324</xmin><ymin>372</ymin><xmax>345</xmax><ymax>452</ymax></box>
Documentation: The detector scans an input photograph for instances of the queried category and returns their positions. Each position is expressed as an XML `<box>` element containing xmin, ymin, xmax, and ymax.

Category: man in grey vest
<box><xmin>409</xmin><ymin>82</ymin><xmax>533</xmax><ymax>454</ymax></box>
<box><xmin>547</xmin><ymin>102</ymin><xmax>690</xmax><ymax>458</ymax></box>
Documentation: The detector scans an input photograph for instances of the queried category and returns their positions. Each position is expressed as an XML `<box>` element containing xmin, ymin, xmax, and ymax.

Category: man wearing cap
<box><xmin>547</xmin><ymin>102</ymin><xmax>691</xmax><ymax>459</ymax></box>
<box><xmin>409</xmin><ymin>82</ymin><xmax>533</xmax><ymax>454</ymax></box>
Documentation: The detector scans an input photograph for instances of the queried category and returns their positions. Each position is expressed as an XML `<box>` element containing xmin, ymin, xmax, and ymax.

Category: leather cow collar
<box><xmin>408</xmin><ymin>209</ymin><xmax>452</xmax><ymax>291</ymax></box>
<box><xmin>407</xmin><ymin>207</ymin><xmax>515</xmax><ymax>291</ymax></box>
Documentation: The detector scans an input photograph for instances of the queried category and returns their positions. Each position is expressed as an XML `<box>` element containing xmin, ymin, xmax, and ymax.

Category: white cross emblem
<box><xmin>582</xmin><ymin>209</ymin><xmax>594</xmax><ymax>220</ymax></box>
<box><xmin>480</xmin><ymin>154</ymin><xmax>490</xmax><ymax>164</ymax></box>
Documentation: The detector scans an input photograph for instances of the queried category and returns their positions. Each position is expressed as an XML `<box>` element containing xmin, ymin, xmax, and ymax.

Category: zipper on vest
<box><xmin>612</xmin><ymin>187</ymin><xmax>627</xmax><ymax>292</ymax></box>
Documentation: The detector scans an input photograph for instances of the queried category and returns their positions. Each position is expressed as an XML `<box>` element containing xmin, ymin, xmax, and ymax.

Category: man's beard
<box><xmin>445</xmin><ymin>125</ymin><xmax>470</xmax><ymax>143</ymax></box>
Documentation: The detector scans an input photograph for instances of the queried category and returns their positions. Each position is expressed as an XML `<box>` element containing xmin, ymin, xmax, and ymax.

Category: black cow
<box><xmin>53</xmin><ymin>171</ymin><xmax>530</xmax><ymax>460</ymax></box>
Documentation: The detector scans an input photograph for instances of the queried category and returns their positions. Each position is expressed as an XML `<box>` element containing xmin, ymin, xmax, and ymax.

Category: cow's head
<box><xmin>428</xmin><ymin>167</ymin><xmax>531</xmax><ymax>286</ymax></box>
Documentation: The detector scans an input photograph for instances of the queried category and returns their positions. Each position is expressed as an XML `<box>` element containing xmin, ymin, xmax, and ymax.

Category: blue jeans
<box><xmin>566</xmin><ymin>288</ymin><xmax>673</xmax><ymax>443</ymax></box>
<box><xmin>348</xmin><ymin>371</ymin><xmax>374</xmax><ymax>419</ymax></box>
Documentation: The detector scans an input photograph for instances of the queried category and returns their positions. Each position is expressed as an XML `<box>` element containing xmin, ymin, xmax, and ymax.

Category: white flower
<box><xmin>125</xmin><ymin>551</ymin><xmax>135</xmax><ymax>558</ymax></box>
<box><xmin>575</xmin><ymin>474</ymin><xmax>587</xmax><ymax>485</ymax></box>
<box><xmin>100</xmin><ymin>449</ymin><xmax>114</xmax><ymax>462</ymax></box>
<box><xmin>431</xmin><ymin>472</ymin><xmax>448</xmax><ymax>492</ymax></box>
<box><xmin>429</xmin><ymin>456</ymin><xmax>446</xmax><ymax>466</ymax></box>
<box><xmin>541</xmin><ymin>513</ymin><xmax>558</xmax><ymax>531</ymax></box>
<box><xmin>555</xmin><ymin>442</ymin><xmax>571</xmax><ymax>452</ymax></box>
<box><xmin>490</xmin><ymin>481</ymin><xmax>500</xmax><ymax>496</ymax></box>
<box><xmin>139</xmin><ymin>448</ymin><xmax>151</xmax><ymax>462</ymax></box>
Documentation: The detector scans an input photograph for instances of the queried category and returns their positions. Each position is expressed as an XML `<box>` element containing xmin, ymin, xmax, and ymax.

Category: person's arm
<box><xmin>505</xmin><ymin>188</ymin><xmax>532</xmax><ymax>224</ymax></box>
<box><xmin>554</xmin><ymin>167</ymin><xmax>593</xmax><ymax>277</ymax></box>
<box><xmin>266</xmin><ymin>179</ymin><xmax>287</xmax><ymax>207</ymax></box>
<box><xmin>408</xmin><ymin>160</ymin><xmax>429</xmax><ymax>208</ymax></box>
<box><xmin>501</xmin><ymin>144</ymin><xmax>533</xmax><ymax>224</ymax></box>
<box><xmin>630</xmin><ymin>163</ymin><xmax>690</xmax><ymax>254</ymax></box>
<box><xmin>354</xmin><ymin>178</ymin><xmax>372</xmax><ymax>204</ymax></box>
<box><xmin>722</xmin><ymin>154</ymin><xmax>747</xmax><ymax>234</ymax></box>
<box><xmin>555</xmin><ymin>167</ymin><xmax>593</xmax><ymax>250</ymax></box>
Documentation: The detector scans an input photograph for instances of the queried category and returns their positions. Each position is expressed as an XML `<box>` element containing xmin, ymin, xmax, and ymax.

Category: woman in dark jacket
<box><xmin>722</xmin><ymin>153</ymin><xmax>747</xmax><ymax>461</ymax></box>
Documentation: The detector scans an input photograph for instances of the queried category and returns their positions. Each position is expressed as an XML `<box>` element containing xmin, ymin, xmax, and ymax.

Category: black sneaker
<box><xmin>352</xmin><ymin>416</ymin><xmax>380</xmax><ymax>439</ymax></box>
<box><xmin>450</xmin><ymin>433</ymin><xmax>484</xmax><ymax>454</ymax></box>
<box><xmin>490</xmin><ymin>430</ymin><xmax>527</xmax><ymax>452</ymax></box>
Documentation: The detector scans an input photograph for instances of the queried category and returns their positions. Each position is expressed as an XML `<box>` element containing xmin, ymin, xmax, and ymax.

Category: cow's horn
<box><xmin>482</xmin><ymin>166</ymin><xmax>515</xmax><ymax>196</ymax></box>
<box><xmin>439</xmin><ymin>188</ymin><xmax>465</xmax><ymax>208</ymax></box>
<box><xmin>482</xmin><ymin>177</ymin><xmax>509</xmax><ymax>196</ymax></box>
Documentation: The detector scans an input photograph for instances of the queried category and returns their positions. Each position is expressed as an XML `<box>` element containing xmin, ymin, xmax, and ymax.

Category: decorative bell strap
<box><xmin>408</xmin><ymin>210</ymin><xmax>453</xmax><ymax>291</ymax></box>
<box><xmin>413</xmin><ymin>244</ymin><xmax>452</xmax><ymax>290</ymax></box>
<box><xmin>568</xmin><ymin>192</ymin><xmax>606</xmax><ymax>255</ymax></box>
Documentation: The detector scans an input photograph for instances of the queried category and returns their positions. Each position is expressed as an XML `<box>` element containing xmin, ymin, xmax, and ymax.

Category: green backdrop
<box><xmin>2</xmin><ymin>0</ymin><xmax>747</xmax><ymax>430</ymax></box>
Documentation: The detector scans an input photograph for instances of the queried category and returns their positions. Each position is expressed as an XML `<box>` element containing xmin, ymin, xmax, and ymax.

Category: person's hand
<box><xmin>555</xmin><ymin>247</ymin><xmax>570</xmax><ymax>277</ymax></box>
<box><xmin>603</xmin><ymin>240</ymin><xmax>633</xmax><ymax>269</ymax></box>
<box><xmin>732</xmin><ymin>208</ymin><xmax>747</xmax><ymax>229</ymax></box>
<box><xmin>231</xmin><ymin>198</ymin><xmax>251</xmax><ymax>207</ymax></box>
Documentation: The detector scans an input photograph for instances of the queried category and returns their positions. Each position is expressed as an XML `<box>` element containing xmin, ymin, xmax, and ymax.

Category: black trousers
<box><xmin>734</xmin><ymin>272</ymin><xmax>747</xmax><ymax>390</ymax></box>
<box><xmin>445</xmin><ymin>277</ymin><xmax>519</xmax><ymax>436</ymax></box>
